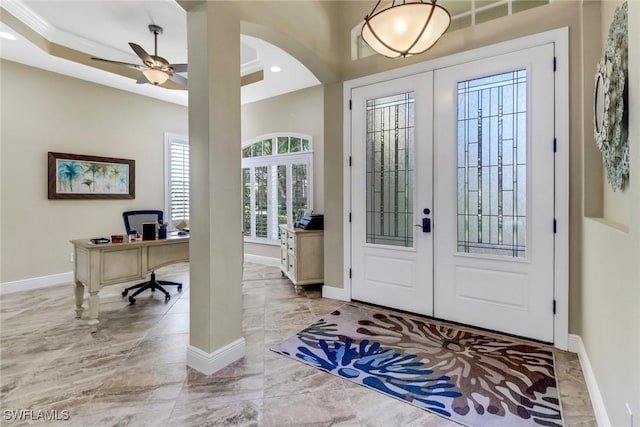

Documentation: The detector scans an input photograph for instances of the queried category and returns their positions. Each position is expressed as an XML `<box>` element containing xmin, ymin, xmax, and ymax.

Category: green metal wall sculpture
<box><xmin>594</xmin><ymin>1</ymin><xmax>629</xmax><ymax>191</ymax></box>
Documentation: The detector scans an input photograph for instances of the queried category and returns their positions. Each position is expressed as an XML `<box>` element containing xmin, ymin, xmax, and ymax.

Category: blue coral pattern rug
<box><xmin>271</xmin><ymin>304</ymin><xmax>563</xmax><ymax>426</ymax></box>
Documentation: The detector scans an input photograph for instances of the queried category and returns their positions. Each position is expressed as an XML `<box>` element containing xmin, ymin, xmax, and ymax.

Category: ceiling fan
<box><xmin>91</xmin><ymin>24</ymin><xmax>187</xmax><ymax>87</ymax></box>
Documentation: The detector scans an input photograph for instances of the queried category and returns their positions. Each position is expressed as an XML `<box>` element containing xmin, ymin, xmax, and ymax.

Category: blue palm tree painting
<box><xmin>57</xmin><ymin>161</ymin><xmax>84</xmax><ymax>192</ymax></box>
<box><xmin>56</xmin><ymin>159</ymin><xmax>129</xmax><ymax>194</ymax></box>
<box><xmin>285</xmin><ymin>338</ymin><xmax>462</xmax><ymax>417</ymax></box>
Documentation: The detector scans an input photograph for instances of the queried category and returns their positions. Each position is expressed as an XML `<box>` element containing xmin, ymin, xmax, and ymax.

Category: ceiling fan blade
<box><xmin>168</xmin><ymin>73</ymin><xmax>188</xmax><ymax>87</ymax></box>
<box><xmin>129</xmin><ymin>43</ymin><xmax>154</xmax><ymax>66</ymax></box>
<box><xmin>170</xmin><ymin>63</ymin><xmax>188</xmax><ymax>73</ymax></box>
<box><xmin>91</xmin><ymin>57</ymin><xmax>145</xmax><ymax>70</ymax></box>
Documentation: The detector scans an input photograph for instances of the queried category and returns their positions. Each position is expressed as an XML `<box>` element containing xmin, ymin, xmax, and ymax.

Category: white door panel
<box><xmin>453</xmin><ymin>265</ymin><xmax>529</xmax><ymax>308</ymax></box>
<box><xmin>434</xmin><ymin>44</ymin><xmax>555</xmax><ymax>341</ymax></box>
<box><xmin>351</xmin><ymin>72</ymin><xmax>434</xmax><ymax>316</ymax></box>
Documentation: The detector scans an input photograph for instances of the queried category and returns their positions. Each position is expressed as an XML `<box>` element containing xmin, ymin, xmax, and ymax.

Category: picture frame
<box><xmin>294</xmin><ymin>209</ymin><xmax>307</xmax><ymax>228</ymax></box>
<box><xmin>48</xmin><ymin>152</ymin><xmax>135</xmax><ymax>199</ymax></box>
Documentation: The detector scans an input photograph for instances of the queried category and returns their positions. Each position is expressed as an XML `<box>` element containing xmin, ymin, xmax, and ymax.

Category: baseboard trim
<box><xmin>568</xmin><ymin>334</ymin><xmax>611</xmax><ymax>427</ymax></box>
<box><xmin>321</xmin><ymin>285</ymin><xmax>350</xmax><ymax>301</ymax></box>
<box><xmin>0</xmin><ymin>271</ymin><xmax>74</xmax><ymax>295</ymax></box>
<box><xmin>243</xmin><ymin>254</ymin><xmax>280</xmax><ymax>267</ymax></box>
<box><xmin>186</xmin><ymin>338</ymin><xmax>246</xmax><ymax>375</ymax></box>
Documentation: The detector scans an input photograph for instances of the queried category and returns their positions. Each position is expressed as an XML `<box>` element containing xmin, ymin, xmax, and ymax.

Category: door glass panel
<box><xmin>242</xmin><ymin>168</ymin><xmax>251</xmax><ymax>236</ymax></box>
<box><xmin>366</xmin><ymin>92</ymin><xmax>415</xmax><ymax>247</ymax></box>
<box><xmin>255</xmin><ymin>166</ymin><xmax>268</xmax><ymax>238</ymax></box>
<box><xmin>291</xmin><ymin>163</ymin><xmax>308</xmax><ymax>223</ymax></box>
<box><xmin>277</xmin><ymin>165</ymin><xmax>287</xmax><ymax>227</ymax></box>
<box><xmin>457</xmin><ymin>70</ymin><xmax>527</xmax><ymax>257</ymax></box>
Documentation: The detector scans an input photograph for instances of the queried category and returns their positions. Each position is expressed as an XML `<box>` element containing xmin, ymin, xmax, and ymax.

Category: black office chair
<box><xmin>121</xmin><ymin>210</ymin><xmax>182</xmax><ymax>304</ymax></box>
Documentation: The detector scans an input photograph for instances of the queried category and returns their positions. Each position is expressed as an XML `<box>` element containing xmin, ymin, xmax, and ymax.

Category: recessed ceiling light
<box><xmin>0</xmin><ymin>32</ymin><xmax>17</xmax><ymax>40</ymax></box>
<box><xmin>270</xmin><ymin>66</ymin><xmax>281</xmax><ymax>73</ymax></box>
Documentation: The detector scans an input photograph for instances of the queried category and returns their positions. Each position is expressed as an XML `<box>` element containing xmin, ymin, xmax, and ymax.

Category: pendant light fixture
<box><xmin>361</xmin><ymin>0</ymin><xmax>451</xmax><ymax>59</ymax></box>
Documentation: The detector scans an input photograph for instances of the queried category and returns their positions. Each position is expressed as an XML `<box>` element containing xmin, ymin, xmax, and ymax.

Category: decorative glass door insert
<box><xmin>366</xmin><ymin>92</ymin><xmax>415</xmax><ymax>248</ymax></box>
<box><xmin>457</xmin><ymin>70</ymin><xmax>527</xmax><ymax>257</ymax></box>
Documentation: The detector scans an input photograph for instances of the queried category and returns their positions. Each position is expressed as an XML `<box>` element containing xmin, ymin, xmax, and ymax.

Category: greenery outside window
<box><xmin>242</xmin><ymin>134</ymin><xmax>313</xmax><ymax>244</ymax></box>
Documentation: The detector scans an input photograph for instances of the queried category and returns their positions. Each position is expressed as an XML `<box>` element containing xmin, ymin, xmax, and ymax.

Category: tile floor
<box><xmin>0</xmin><ymin>263</ymin><xmax>596</xmax><ymax>426</ymax></box>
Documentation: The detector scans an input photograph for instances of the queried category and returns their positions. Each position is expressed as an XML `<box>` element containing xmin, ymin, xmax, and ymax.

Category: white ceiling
<box><xmin>0</xmin><ymin>0</ymin><xmax>320</xmax><ymax>106</ymax></box>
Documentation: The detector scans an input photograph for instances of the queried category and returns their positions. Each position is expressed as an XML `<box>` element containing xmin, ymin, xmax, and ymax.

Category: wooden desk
<box><xmin>70</xmin><ymin>236</ymin><xmax>189</xmax><ymax>332</ymax></box>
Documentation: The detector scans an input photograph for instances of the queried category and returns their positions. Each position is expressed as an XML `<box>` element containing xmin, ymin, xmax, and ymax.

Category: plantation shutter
<box><xmin>269</xmin><ymin>165</ymin><xmax>280</xmax><ymax>239</ymax></box>
<box><xmin>169</xmin><ymin>138</ymin><xmax>189</xmax><ymax>226</ymax></box>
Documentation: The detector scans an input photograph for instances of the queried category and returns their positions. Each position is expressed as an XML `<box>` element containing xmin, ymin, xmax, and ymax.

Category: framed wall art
<box><xmin>48</xmin><ymin>152</ymin><xmax>135</xmax><ymax>199</ymax></box>
<box><xmin>594</xmin><ymin>1</ymin><xmax>629</xmax><ymax>191</ymax></box>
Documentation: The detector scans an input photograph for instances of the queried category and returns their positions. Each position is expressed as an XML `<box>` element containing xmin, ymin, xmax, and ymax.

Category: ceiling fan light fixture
<box><xmin>361</xmin><ymin>0</ymin><xmax>450</xmax><ymax>59</ymax></box>
<box><xmin>90</xmin><ymin>24</ymin><xmax>187</xmax><ymax>88</ymax></box>
<box><xmin>143</xmin><ymin>68</ymin><xmax>169</xmax><ymax>85</ymax></box>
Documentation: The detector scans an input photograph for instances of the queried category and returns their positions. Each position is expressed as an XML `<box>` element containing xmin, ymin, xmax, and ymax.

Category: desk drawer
<box><xmin>288</xmin><ymin>254</ymin><xmax>297</xmax><ymax>280</ymax></box>
<box><xmin>101</xmin><ymin>248</ymin><xmax>142</xmax><ymax>283</ymax></box>
<box><xmin>281</xmin><ymin>248</ymin><xmax>288</xmax><ymax>273</ymax></box>
<box><xmin>287</xmin><ymin>233</ymin><xmax>296</xmax><ymax>250</ymax></box>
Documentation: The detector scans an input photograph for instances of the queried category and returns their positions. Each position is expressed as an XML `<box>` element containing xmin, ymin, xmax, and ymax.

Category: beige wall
<box><xmin>232</xmin><ymin>1</ymin><xmax>342</xmax><ymax>84</ymax></box>
<box><xmin>322</xmin><ymin>82</ymin><xmax>344</xmax><ymax>289</ymax></box>
<box><xmin>581</xmin><ymin>1</ymin><xmax>640</xmax><ymax>425</ymax></box>
<box><xmin>0</xmin><ymin>60</ymin><xmax>188</xmax><ymax>283</ymax></box>
<box><xmin>241</xmin><ymin>85</ymin><xmax>324</xmax><ymax>260</ymax></box>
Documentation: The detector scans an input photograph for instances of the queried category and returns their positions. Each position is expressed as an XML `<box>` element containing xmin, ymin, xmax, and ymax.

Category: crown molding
<box><xmin>1</xmin><ymin>0</ymin><xmax>54</xmax><ymax>38</ymax></box>
<box><xmin>3</xmin><ymin>1</ymin><xmax>137</xmax><ymax>62</ymax></box>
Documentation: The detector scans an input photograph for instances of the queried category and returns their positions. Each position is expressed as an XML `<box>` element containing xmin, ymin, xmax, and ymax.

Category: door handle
<box><xmin>415</xmin><ymin>208</ymin><xmax>432</xmax><ymax>233</ymax></box>
<box><xmin>421</xmin><ymin>217</ymin><xmax>431</xmax><ymax>233</ymax></box>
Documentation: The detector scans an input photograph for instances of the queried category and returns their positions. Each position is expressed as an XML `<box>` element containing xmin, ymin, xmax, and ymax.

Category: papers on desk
<box><xmin>89</xmin><ymin>238</ymin><xmax>110</xmax><ymax>245</ymax></box>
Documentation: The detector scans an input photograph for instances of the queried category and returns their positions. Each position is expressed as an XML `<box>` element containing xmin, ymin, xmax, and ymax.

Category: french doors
<box><xmin>350</xmin><ymin>44</ymin><xmax>556</xmax><ymax>342</ymax></box>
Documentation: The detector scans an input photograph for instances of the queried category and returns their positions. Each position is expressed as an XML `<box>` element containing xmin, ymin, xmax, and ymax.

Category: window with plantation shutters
<box><xmin>164</xmin><ymin>133</ymin><xmax>189</xmax><ymax>228</ymax></box>
<box><xmin>242</xmin><ymin>133</ymin><xmax>313</xmax><ymax>244</ymax></box>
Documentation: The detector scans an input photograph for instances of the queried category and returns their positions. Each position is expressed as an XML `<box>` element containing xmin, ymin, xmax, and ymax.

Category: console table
<box><xmin>279</xmin><ymin>225</ymin><xmax>324</xmax><ymax>294</ymax></box>
<box><xmin>70</xmin><ymin>236</ymin><xmax>189</xmax><ymax>332</ymax></box>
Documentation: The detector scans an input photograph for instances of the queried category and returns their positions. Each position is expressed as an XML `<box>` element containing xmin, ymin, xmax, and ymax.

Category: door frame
<box><xmin>337</xmin><ymin>28</ymin><xmax>569</xmax><ymax>350</ymax></box>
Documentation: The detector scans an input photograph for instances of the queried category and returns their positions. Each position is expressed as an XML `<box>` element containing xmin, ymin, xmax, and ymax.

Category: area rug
<box><xmin>271</xmin><ymin>304</ymin><xmax>563</xmax><ymax>427</ymax></box>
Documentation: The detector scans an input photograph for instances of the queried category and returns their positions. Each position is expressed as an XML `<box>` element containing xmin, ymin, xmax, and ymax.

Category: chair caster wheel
<box><xmin>121</xmin><ymin>290</ymin><xmax>128</xmax><ymax>297</ymax></box>
<box><xmin>165</xmin><ymin>295</ymin><xmax>170</xmax><ymax>302</ymax></box>
<box><xmin>178</xmin><ymin>285</ymin><xmax>182</xmax><ymax>292</ymax></box>
<box><xmin>129</xmin><ymin>297</ymin><xmax>136</xmax><ymax>305</ymax></box>
<box><xmin>151</xmin><ymin>288</ymin><xmax>155</xmax><ymax>292</ymax></box>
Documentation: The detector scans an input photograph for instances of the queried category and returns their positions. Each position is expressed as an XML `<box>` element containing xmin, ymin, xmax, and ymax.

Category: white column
<box><xmin>185</xmin><ymin>1</ymin><xmax>245</xmax><ymax>374</ymax></box>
